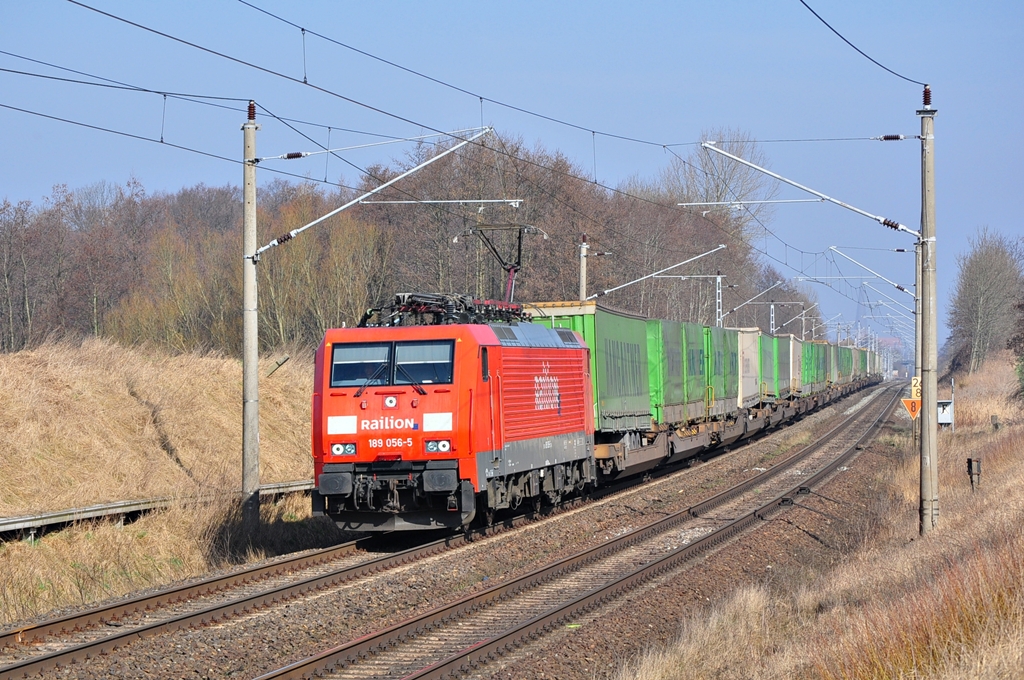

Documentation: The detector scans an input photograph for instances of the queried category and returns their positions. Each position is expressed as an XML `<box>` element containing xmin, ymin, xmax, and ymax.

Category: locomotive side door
<box><xmin>480</xmin><ymin>345</ymin><xmax>503</xmax><ymax>475</ymax></box>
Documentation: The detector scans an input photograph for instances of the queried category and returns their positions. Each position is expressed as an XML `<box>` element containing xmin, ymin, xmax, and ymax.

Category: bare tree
<box><xmin>661</xmin><ymin>128</ymin><xmax>779</xmax><ymax>240</ymax></box>
<box><xmin>947</xmin><ymin>227</ymin><xmax>1023</xmax><ymax>373</ymax></box>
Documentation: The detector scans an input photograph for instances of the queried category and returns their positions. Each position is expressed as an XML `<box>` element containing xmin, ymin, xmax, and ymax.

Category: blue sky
<box><xmin>2</xmin><ymin>1</ymin><xmax>1022</xmax><ymax>346</ymax></box>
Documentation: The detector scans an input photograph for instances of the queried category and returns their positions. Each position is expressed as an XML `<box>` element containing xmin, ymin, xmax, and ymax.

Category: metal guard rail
<box><xmin>0</xmin><ymin>480</ymin><xmax>313</xmax><ymax>538</ymax></box>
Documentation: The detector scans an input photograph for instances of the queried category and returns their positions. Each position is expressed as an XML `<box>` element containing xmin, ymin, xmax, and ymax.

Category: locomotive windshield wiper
<box><xmin>354</xmin><ymin>362</ymin><xmax>389</xmax><ymax>398</ymax></box>
<box><xmin>395</xmin><ymin>364</ymin><xmax>428</xmax><ymax>395</ymax></box>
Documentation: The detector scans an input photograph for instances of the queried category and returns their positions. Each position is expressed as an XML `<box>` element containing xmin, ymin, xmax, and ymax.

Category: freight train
<box><xmin>311</xmin><ymin>294</ymin><xmax>881</xmax><ymax>531</ymax></box>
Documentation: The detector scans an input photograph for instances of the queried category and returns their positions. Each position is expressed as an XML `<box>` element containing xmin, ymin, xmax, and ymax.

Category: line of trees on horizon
<box><xmin>0</xmin><ymin>130</ymin><xmax>823</xmax><ymax>357</ymax></box>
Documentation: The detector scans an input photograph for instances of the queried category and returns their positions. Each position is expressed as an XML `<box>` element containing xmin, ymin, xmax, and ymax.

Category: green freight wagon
<box><xmin>735</xmin><ymin>328</ymin><xmax>761</xmax><ymax>409</ymax></box>
<box><xmin>854</xmin><ymin>347</ymin><xmax>867</xmax><ymax>380</ymax></box>
<box><xmin>776</xmin><ymin>335</ymin><xmax>793</xmax><ymax>399</ymax></box>
<box><xmin>850</xmin><ymin>347</ymin><xmax>861</xmax><ymax>381</ymax></box>
<box><xmin>788</xmin><ymin>336</ymin><xmax>803</xmax><ymax>395</ymax></box>
<box><xmin>644</xmin><ymin>319</ymin><xmax>707</xmax><ymax>426</ymax></box>
<box><xmin>760</xmin><ymin>334</ymin><xmax>794</xmax><ymax>401</ymax></box>
<box><xmin>645</xmin><ymin>319</ymin><xmax>684</xmax><ymax>425</ymax></box>
<box><xmin>802</xmin><ymin>341</ymin><xmax>829</xmax><ymax>394</ymax></box>
<box><xmin>825</xmin><ymin>343</ymin><xmax>837</xmax><ymax>386</ymax></box>
<box><xmin>681</xmin><ymin>322</ymin><xmax>707</xmax><ymax>423</ymax></box>
<box><xmin>531</xmin><ymin>301</ymin><xmax>652</xmax><ymax>432</ymax></box>
<box><xmin>704</xmin><ymin>326</ymin><xmax>739</xmax><ymax>419</ymax></box>
<box><xmin>759</xmin><ymin>333</ymin><xmax>776</xmax><ymax>401</ymax></box>
<box><xmin>837</xmin><ymin>345</ymin><xmax>854</xmax><ymax>385</ymax></box>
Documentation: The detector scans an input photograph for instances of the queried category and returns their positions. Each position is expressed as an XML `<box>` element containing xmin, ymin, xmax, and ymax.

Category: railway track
<box><xmin>254</xmin><ymin>383</ymin><xmax>901</xmax><ymax>679</ymax></box>
<box><xmin>0</xmin><ymin>525</ymin><xmax>520</xmax><ymax>677</ymax></box>
<box><xmin>0</xmin><ymin>483</ymin><xmax>600</xmax><ymax>676</ymax></box>
<box><xmin>0</xmin><ymin>383</ymin><xmax>897</xmax><ymax>679</ymax></box>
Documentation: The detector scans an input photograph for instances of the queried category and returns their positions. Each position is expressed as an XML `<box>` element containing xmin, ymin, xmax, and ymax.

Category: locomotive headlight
<box><xmin>426</xmin><ymin>441</ymin><xmax>439</xmax><ymax>453</ymax></box>
<box><xmin>331</xmin><ymin>443</ymin><xmax>356</xmax><ymax>456</ymax></box>
<box><xmin>426</xmin><ymin>439</ymin><xmax>451</xmax><ymax>453</ymax></box>
<box><xmin>437</xmin><ymin>440</ymin><xmax>451</xmax><ymax>452</ymax></box>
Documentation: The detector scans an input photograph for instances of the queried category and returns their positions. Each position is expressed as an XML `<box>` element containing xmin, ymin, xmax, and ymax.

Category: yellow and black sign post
<box><xmin>903</xmin><ymin>376</ymin><xmax>922</xmax><ymax>420</ymax></box>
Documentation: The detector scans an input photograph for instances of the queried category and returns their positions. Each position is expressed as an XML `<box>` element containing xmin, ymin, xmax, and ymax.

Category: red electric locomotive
<box><xmin>312</xmin><ymin>295</ymin><xmax>595</xmax><ymax>531</ymax></box>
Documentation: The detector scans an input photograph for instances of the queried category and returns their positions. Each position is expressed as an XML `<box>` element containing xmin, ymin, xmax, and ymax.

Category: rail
<box><xmin>0</xmin><ymin>480</ymin><xmax>313</xmax><ymax>541</ymax></box>
<box><xmin>255</xmin><ymin>384</ymin><xmax>901</xmax><ymax>679</ymax></box>
<box><xmin>0</xmin><ymin>385</ymin><xmax>893</xmax><ymax>678</ymax></box>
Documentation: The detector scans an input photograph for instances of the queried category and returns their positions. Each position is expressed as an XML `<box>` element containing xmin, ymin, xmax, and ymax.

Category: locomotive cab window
<box><xmin>394</xmin><ymin>341</ymin><xmax>454</xmax><ymax>385</ymax></box>
<box><xmin>331</xmin><ymin>343</ymin><xmax>390</xmax><ymax>388</ymax></box>
<box><xmin>331</xmin><ymin>340</ymin><xmax>454</xmax><ymax>388</ymax></box>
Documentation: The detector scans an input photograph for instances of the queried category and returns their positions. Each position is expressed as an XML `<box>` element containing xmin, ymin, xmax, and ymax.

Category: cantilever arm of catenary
<box><xmin>777</xmin><ymin>302</ymin><xmax>818</xmax><ymax>330</ymax></box>
<box><xmin>828</xmin><ymin>246</ymin><xmax>916</xmax><ymax>299</ymax></box>
<box><xmin>251</xmin><ymin>127</ymin><xmax>493</xmax><ymax>259</ymax></box>
<box><xmin>721</xmin><ymin>280</ymin><xmax>784</xmax><ymax>319</ymax></box>
<box><xmin>700</xmin><ymin>142</ymin><xmax>920</xmax><ymax>239</ymax></box>
<box><xmin>587</xmin><ymin>244</ymin><xmax>726</xmax><ymax>300</ymax></box>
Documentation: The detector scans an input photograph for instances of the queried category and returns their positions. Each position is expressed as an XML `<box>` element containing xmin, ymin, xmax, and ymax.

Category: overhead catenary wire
<box><xmin>24</xmin><ymin>3</ymin><xmax>907</xmax><ymax>168</ymax></box>
<box><xmin>64</xmin><ymin>0</ymin><xmax>479</xmax><ymax>147</ymax></box>
<box><xmin>0</xmin><ymin>65</ymin><xmax>247</xmax><ymax>101</ymax></box>
<box><xmin>2</xmin><ymin>94</ymin><xmax>840</xmax><ymax>325</ymax></box>
<box><xmin>0</xmin><ymin>100</ymin><xmax>368</xmax><ymax>191</ymax></box>
<box><xmin>60</xmin><ymin>0</ymin><xmax>644</xmax><ymax>244</ymax></box>
<box><xmin>52</xmin><ymin>0</ymin><xmax>892</xmax><ymax>268</ymax></box>
<box><xmin>17</xmin><ymin>3</ymin><xmax>908</xmax><ymax>337</ymax></box>
<box><xmin>255</xmin><ymin>101</ymin><xmax>487</xmax><ymax>227</ymax></box>
<box><xmin>0</xmin><ymin>101</ymin><xmax>877</xmax><ymax>336</ymax></box>
<box><xmin>238</xmin><ymin>0</ymin><xmax>664</xmax><ymax>150</ymax></box>
<box><xmin>252</xmin><ymin>127</ymin><xmax>489</xmax><ymax>163</ymax></box>
<box><xmin>0</xmin><ymin>49</ymin><xmax>415</xmax><ymax>141</ymax></box>
<box><xmin>2</xmin><ymin>46</ymin><xmax>508</xmax><ymax>228</ymax></box>
<box><xmin>236</xmin><ymin>0</ymin><xmax>889</xmax><ymax>150</ymax></box>
<box><xmin>0</xmin><ymin>96</ymin><xmax>516</xmax><ymax>262</ymax></box>
<box><xmin>679</xmin><ymin>146</ymin><xmax>896</xmax><ymax>336</ymax></box>
<box><xmin>1</xmin><ymin>59</ymin><xmax>612</xmax><ymax>252</ymax></box>
<box><xmin>797</xmin><ymin>0</ymin><xmax>928</xmax><ymax>86</ymax></box>
<box><xmin>0</xmin><ymin>47</ymin><xmax>564</xmax><ymax>234</ymax></box>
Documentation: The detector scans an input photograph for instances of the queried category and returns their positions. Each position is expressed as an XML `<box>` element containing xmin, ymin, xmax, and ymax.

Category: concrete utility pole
<box><xmin>919</xmin><ymin>86</ymin><xmax>939</xmax><ymax>535</ymax></box>
<box><xmin>914</xmin><ymin>240</ymin><xmax>923</xmax><ymax>451</ymax></box>
<box><xmin>716</xmin><ymin>272</ymin><xmax>724</xmax><ymax>328</ymax></box>
<box><xmin>579</xmin><ymin>233</ymin><xmax>588</xmax><ymax>301</ymax></box>
<box><xmin>242</xmin><ymin>101</ymin><xmax>260</xmax><ymax>534</ymax></box>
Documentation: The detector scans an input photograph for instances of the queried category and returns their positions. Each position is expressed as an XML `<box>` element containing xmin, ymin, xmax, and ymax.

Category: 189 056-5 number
<box><xmin>368</xmin><ymin>437</ymin><xmax>413</xmax><ymax>448</ymax></box>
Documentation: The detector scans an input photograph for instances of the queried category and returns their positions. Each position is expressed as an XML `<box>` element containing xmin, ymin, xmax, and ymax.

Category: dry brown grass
<box><xmin>616</xmin><ymin>355</ymin><xmax>1024</xmax><ymax>680</ymax></box>
<box><xmin>0</xmin><ymin>494</ymin><xmax>345</xmax><ymax>626</ymax></box>
<box><xmin>0</xmin><ymin>337</ymin><xmax>313</xmax><ymax>516</ymax></box>
<box><xmin>0</xmin><ymin>338</ymin><xmax>338</xmax><ymax>626</ymax></box>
